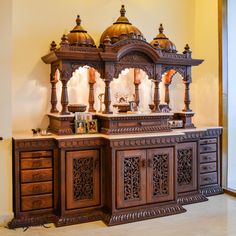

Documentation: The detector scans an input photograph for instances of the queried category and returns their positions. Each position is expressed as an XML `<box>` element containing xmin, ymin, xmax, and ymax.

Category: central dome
<box><xmin>100</xmin><ymin>5</ymin><xmax>145</xmax><ymax>46</ymax></box>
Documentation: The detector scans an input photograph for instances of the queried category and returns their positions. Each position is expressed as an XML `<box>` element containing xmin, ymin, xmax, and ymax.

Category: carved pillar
<box><xmin>164</xmin><ymin>83</ymin><xmax>170</xmax><ymax>108</ymax></box>
<box><xmin>60</xmin><ymin>76</ymin><xmax>70</xmax><ymax>115</ymax></box>
<box><xmin>153</xmin><ymin>80</ymin><xmax>160</xmax><ymax>112</ymax></box>
<box><xmin>50</xmin><ymin>75</ymin><xmax>59</xmax><ymax>113</ymax></box>
<box><xmin>103</xmin><ymin>73</ymin><xmax>112</xmax><ymax>114</ymax></box>
<box><xmin>183</xmin><ymin>81</ymin><xmax>192</xmax><ymax>112</ymax></box>
<box><xmin>88</xmin><ymin>68</ymin><xmax>96</xmax><ymax>112</ymax></box>
<box><xmin>134</xmin><ymin>68</ymin><xmax>141</xmax><ymax>106</ymax></box>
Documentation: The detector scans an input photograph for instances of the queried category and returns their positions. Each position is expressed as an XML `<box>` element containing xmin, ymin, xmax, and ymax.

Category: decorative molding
<box><xmin>58</xmin><ymin>138</ymin><xmax>103</xmax><ymax>148</ymax></box>
<box><xmin>177</xmin><ymin>193</ymin><xmax>208</xmax><ymax>205</ymax></box>
<box><xmin>203</xmin><ymin>128</ymin><xmax>222</xmax><ymax>137</ymax></box>
<box><xmin>55</xmin><ymin>211</ymin><xmax>102</xmax><ymax>227</ymax></box>
<box><xmin>162</xmin><ymin>52</ymin><xmax>187</xmax><ymax>59</ymax></box>
<box><xmin>200</xmin><ymin>185</ymin><xmax>224</xmax><ymax>197</ymax></box>
<box><xmin>180</xmin><ymin>131</ymin><xmax>203</xmax><ymax>141</ymax></box>
<box><xmin>14</xmin><ymin>139</ymin><xmax>55</xmax><ymax>150</ymax></box>
<box><xmin>109</xmin><ymin>136</ymin><xmax>182</xmax><ymax>148</ymax></box>
<box><xmin>103</xmin><ymin>204</ymin><xmax>186</xmax><ymax>226</ymax></box>
<box><xmin>8</xmin><ymin>214</ymin><xmax>56</xmax><ymax>229</ymax></box>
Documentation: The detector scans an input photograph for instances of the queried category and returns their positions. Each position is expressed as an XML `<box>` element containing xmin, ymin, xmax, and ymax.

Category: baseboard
<box><xmin>0</xmin><ymin>213</ymin><xmax>13</xmax><ymax>227</ymax></box>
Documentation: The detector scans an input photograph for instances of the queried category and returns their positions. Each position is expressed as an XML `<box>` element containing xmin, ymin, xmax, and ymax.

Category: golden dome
<box><xmin>67</xmin><ymin>15</ymin><xmax>96</xmax><ymax>47</ymax></box>
<box><xmin>100</xmin><ymin>5</ymin><xmax>145</xmax><ymax>46</ymax></box>
<box><xmin>150</xmin><ymin>24</ymin><xmax>177</xmax><ymax>53</ymax></box>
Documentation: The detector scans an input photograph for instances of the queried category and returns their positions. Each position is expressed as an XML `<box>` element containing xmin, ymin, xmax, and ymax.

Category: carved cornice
<box><xmin>200</xmin><ymin>185</ymin><xmax>224</xmax><ymax>197</ymax></box>
<box><xmin>14</xmin><ymin>139</ymin><xmax>55</xmax><ymax>150</ymax></box>
<box><xmin>177</xmin><ymin>193</ymin><xmax>208</xmax><ymax>205</ymax></box>
<box><xmin>58</xmin><ymin>138</ymin><xmax>103</xmax><ymax>148</ymax></box>
<box><xmin>180</xmin><ymin>131</ymin><xmax>204</xmax><ymax>141</ymax></box>
<box><xmin>162</xmin><ymin>52</ymin><xmax>187</xmax><ymax>59</ymax></box>
<box><xmin>109</xmin><ymin>135</ymin><xmax>183</xmax><ymax>147</ymax></box>
<box><xmin>103</xmin><ymin>204</ymin><xmax>186</xmax><ymax>226</ymax></box>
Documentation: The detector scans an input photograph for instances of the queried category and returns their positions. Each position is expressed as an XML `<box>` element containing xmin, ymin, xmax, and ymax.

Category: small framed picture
<box><xmin>87</xmin><ymin>119</ymin><xmax>98</xmax><ymax>134</ymax></box>
<box><xmin>75</xmin><ymin>120</ymin><xmax>87</xmax><ymax>134</ymax></box>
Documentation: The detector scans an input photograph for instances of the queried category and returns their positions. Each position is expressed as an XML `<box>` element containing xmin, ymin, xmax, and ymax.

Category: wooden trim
<box><xmin>218</xmin><ymin>0</ymin><xmax>228</xmax><ymax>188</ymax></box>
<box><xmin>223</xmin><ymin>188</ymin><xmax>236</xmax><ymax>197</ymax></box>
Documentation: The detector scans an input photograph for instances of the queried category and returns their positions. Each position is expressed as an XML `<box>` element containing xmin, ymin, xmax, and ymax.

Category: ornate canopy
<box><xmin>42</xmin><ymin>5</ymin><xmax>203</xmax><ymax>115</ymax></box>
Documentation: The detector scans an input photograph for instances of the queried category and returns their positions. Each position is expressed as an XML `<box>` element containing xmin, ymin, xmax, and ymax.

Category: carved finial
<box><xmin>50</xmin><ymin>41</ymin><xmax>57</xmax><ymax>51</ymax></box>
<box><xmin>120</xmin><ymin>5</ymin><xmax>126</xmax><ymax>16</ymax></box>
<box><xmin>76</xmin><ymin>15</ymin><xmax>81</xmax><ymax>25</ymax></box>
<box><xmin>183</xmin><ymin>44</ymin><xmax>192</xmax><ymax>54</ymax></box>
<box><xmin>159</xmin><ymin>24</ymin><xmax>164</xmax><ymax>34</ymax></box>
<box><xmin>103</xmin><ymin>35</ymin><xmax>111</xmax><ymax>45</ymax></box>
<box><xmin>60</xmin><ymin>34</ymin><xmax>69</xmax><ymax>46</ymax></box>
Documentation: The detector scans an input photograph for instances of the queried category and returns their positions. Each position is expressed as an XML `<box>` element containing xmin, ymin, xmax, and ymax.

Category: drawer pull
<box><xmin>202</xmin><ymin>166</ymin><xmax>208</xmax><ymax>170</ymax></box>
<box><xmin>31</xmin><ymin>152</ymin><xmax>42</xmax><ymax>157</ymax></box>
<box><xmin>32</xmin><ymin>200</ymin><xmax>42</xmax><ymax>208</ymax></box>
<box><xmin>204</xmin><ymin>177</ymin><xmax>212</xmax><ymax>181</ymax></box>
<box><xmin>32</xmin><ymin>173</ymin><xmax>42</xmax><ymax>181</ymax></box>
<box><xmin>32</xmin><ymin>185</ymin><xmax>42</xmax><ymax>193</ymax></box>
<box><xmin>32</xmin><ymin>161</ymin><xmax>42</xmax><ymax>168</ymax></box>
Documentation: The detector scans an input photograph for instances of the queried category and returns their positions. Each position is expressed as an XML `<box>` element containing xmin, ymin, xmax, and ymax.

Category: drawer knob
<box><xmin>32</xmin><ymin>185</ymin><xmax>42</xmax><ymax>193</ymax></box>
<box><xmin>32</xmin><ymin>200</ymin><xmax>42</xmax><ymax>208</ymax></box>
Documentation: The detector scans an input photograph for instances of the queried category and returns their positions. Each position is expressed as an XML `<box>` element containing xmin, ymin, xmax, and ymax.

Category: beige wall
<box><xmin>0</xmin><ymin>0</ymin><xmax>218</xmax><ymax>224</ymax></box>
<box><xmin>192</xmin><ymin>0</ymin><xmax>219</xmax><ymax>126</ymax></box>
<box><xmin>0</xmin><ymin>0</ymin><xmax>13</xmax><ymax>225</ymax></box>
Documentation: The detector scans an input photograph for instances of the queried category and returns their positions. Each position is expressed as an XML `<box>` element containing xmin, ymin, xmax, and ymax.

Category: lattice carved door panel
<box><xmin>66</xmin><ymin>150</ymin><xmax>100</xmax><ymax>209</ymax></box>
<box><xmin>177</xmin><ymin>142</ymin><xmax>197</xmax><ymax>193</ymax></box>
<box><xmin>116</xmin><ymin>149</ymin><xmax>146</xmax><ymax>209</ymax></box>
<box><xmin>147</xmin><ymin>147</ymin><xmax>174</xmax><ymax>203</ymax></box>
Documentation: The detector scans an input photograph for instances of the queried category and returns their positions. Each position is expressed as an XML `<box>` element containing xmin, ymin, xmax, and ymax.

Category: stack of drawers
<box><xmin>20</xmin><ymin>151</ymin><xmax>53</xmax><ymax>212</ymax></box>
<box><xmin>199</xmin><ymin>138</ymin><xmax>218</xmax><ymax>187</ymax></box>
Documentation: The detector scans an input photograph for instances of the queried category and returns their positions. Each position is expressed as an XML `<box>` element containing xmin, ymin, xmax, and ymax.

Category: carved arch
<box><xmin>161</xmin><ymin>65</ymin><xmax>186</xmax><ymax>79</ymax></box>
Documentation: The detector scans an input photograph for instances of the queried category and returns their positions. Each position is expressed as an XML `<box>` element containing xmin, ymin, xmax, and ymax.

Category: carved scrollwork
<box><xmin>162</xmin><ymin>65</ymin><xmax>186</xmax><ymax>78</ymax></box>
<box><xmin>73</xmin><ymin>157</ymin><xmax>94</xmax><ymax>201</ymax></box>
<box><xmin>177</xmin><ymin>148</ymin><xmax>193</xmax><ymax>186</ymax></box>
<box><xmin>123</xmin><ymin>156</ymin><xmax>141</xmax><ymax>200</ymax></box>
<box><xmin>152</xmin><ymin>154</ymin><xmax>169</xmax><ymax>196</ymax></box>
<box><xmin>114</xmin><ymin>62</ymin><xmax>154</xmax><ymax>79</ymax></box>
<box><xmin>71</xmin><ymin>63</ymin><xmax>102</xmax><ymax>76</ymax></box>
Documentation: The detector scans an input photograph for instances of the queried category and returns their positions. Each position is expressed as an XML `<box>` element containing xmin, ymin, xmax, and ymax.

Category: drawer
<box><xmin>21</xmin><ymin>169</ymin><xmax>52</xmax><ymax>183</ymax></box>
<box><xmin>200</xmin><ymin>138</ymin><xmax>217</xmax><ymax>145</ymax></box>
<box><xmin>200</xmin><ymin>152</ymin><xmax>217</xmax><ymax>163</ymax></box>
<box><xmin>21</xmin><ymin>158</ymin><xmax>52</xmax><ymax>169</ymax></box>
<box><xmin>21</xmin><ymin>181</ymin><xmax>52</xmax><ymax>196</ymax></box>
<box><xmin>200</xmin><ymin>172</ymin><xmax>217</xmax><ymax>186</ymax></box>
<box><xmin>21</xmin><ymin>151</ymin><xmax>52</xmax><ymax>159</ymax></box>
<box><xmin>200</xmin><ymin>144</ymin><xmax>217</xmax><ymax>153</ymax></box>
<box><xmin>21</xmin><ymin>194</ymin><xmax>53</xmax><ymax>211</ymax></box>
<box><xmin>200</xmin><ymin>163</ymin><xmax>217</xmax><ymax>173</ymax></box>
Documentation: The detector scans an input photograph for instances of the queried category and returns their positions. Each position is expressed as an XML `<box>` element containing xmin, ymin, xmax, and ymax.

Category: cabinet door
<box><xmin>147</xmin><ymin>148</ymin><xmax>174</xmax><ymax>203</ymax></box>
<box><xmin>116</xmin><ymin>149</ymin><xmax>146</xmax><ymax>209</ymax></box>
<box><xmin>66</xmin><ymin>150</ymin><xmax>100</xmax><ymax>209</ymax></box>
<box><xmin>177</xmin><ymin>142</ymin><xmax>197</xmax><ymax>193</ymax></box>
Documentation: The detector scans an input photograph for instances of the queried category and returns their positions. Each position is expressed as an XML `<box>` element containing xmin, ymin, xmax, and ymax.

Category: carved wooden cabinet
<box><xmin>116</xmin><ymin>148</ymin><xmax>174</xmax><ymax>209</ymax></box>
<box><xmin>10</xmin><ymin>138</ymin><xmax>56</xmax><ymax>228</ymax></box>
<box><xmin>66</xmin><ymin>150</ymin><xmax>100</xmax><ymax>209</ymax></box>
<box><xmin>199</xmin><ymin>132</ymin><xmax>223</xmax><ymax>196</ymax></box>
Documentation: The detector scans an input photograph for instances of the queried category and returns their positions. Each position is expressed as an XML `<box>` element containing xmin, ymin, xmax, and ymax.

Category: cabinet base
<box><xmin>103</xmin><ymin>204</ymin><xmax>186</xmax><ymax>226</ymax></box>
<box><xmin>200</xmin><ymin>185</ymin><xmax>224</xmax><ymax>197</ymax></box>
<box><xmin>8</xmin><ymin>214</ymin><xmax>56</xmax><ymax>229</ymax></box>
<box><xmin>177</xmin><ymin>193</ymin><xmax>208</xmax><ymax>205</ymax></box>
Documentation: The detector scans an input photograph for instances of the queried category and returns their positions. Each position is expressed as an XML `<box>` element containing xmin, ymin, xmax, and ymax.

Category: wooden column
<box><xmin>163</xmin><ymin>69</ymin><xmax>175</xmax><ymax>110</ymax></box>
<box><xmin>153</xmin><ymin>80</ymin><xmax>160</xmax><ymax>112</ymax></box>
<box><xmin>183</xmin><ymin>81</ymin><xmax>192</xmax><ymax>112</ymax></box>
<box><xmin>88</xmin><ymin>67</ymin><xmax>96</xmax><ymax>112</ymax></box>
<box><xmin>134</xmin><ymin>68</ymin><xmax>141</xmax><ymax>106</ymax></box>
<box><xmin>60</xmin><ymin>77</ymin><xmax>70</xmax><ymax>115</ymax></box>
<box><xmin>103</xmin><ymin>73</ymin><xmax>112</xmax><ymax>114</ymax></box>
<box><xmin>50</xmin><ymin>70</ymin><xmax>59</xmax><ymax>113</ymax></box>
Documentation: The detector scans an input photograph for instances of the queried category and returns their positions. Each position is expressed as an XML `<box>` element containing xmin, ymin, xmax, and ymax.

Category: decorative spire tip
<box><xmin>159</xmin><ymin>24</ymin><xmax>164</xmax><ymax>34</ymax></box>
<box><xmin>120</xmin><ymin>5</ymin><xmax>126</xmax><ymax>16</ymax></box>
<box><xmin>76</xmin><ymin>15</ymin><xmax>81</xmax><ymax>25</ymax></box>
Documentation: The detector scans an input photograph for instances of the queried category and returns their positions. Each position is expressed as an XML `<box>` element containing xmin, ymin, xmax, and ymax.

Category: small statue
<box><xmin>98</xmin><ymin>93</ymin><xmax>105</xmax><ymax>113</ymax></box>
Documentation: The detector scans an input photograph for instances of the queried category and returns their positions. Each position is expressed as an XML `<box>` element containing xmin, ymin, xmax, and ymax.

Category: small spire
<box><xmin>76</xmin><ymin>15</ymin><xmax>81</xmax><ymax>25</ymax></box>
<box><xmin>120</xmin><ymin>5</ymin><xmax>126</xmax><ymax>16</ymax></box>
<box><xmin>159</xmin><ymin>24</ymin><xmax>164</xmax><ymax>34</ymax></box>
<box><xmin>50</xmin><ymin>41</ymin><xmax>57</xmax><ymax>51</ymax></box>
<box><xmin>183</xmin><ymin>44</ymin><xmax>192</xmax><ymax>54</ymax></box>
<box><xmin>60</xmin><ymin>34</ymin><xmax>69</xmax><ymax>46</ymax></box>
<box><xmin>103</xmin><ymin>35</ymin><xmax>111</xmax><ymax>45</ymax></box>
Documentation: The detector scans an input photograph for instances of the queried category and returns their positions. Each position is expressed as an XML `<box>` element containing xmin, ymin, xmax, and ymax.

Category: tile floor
<box><xmin>1</xmin><ymin>194</ymin><xmax>236</xmax><ymax>236</ymax></box>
